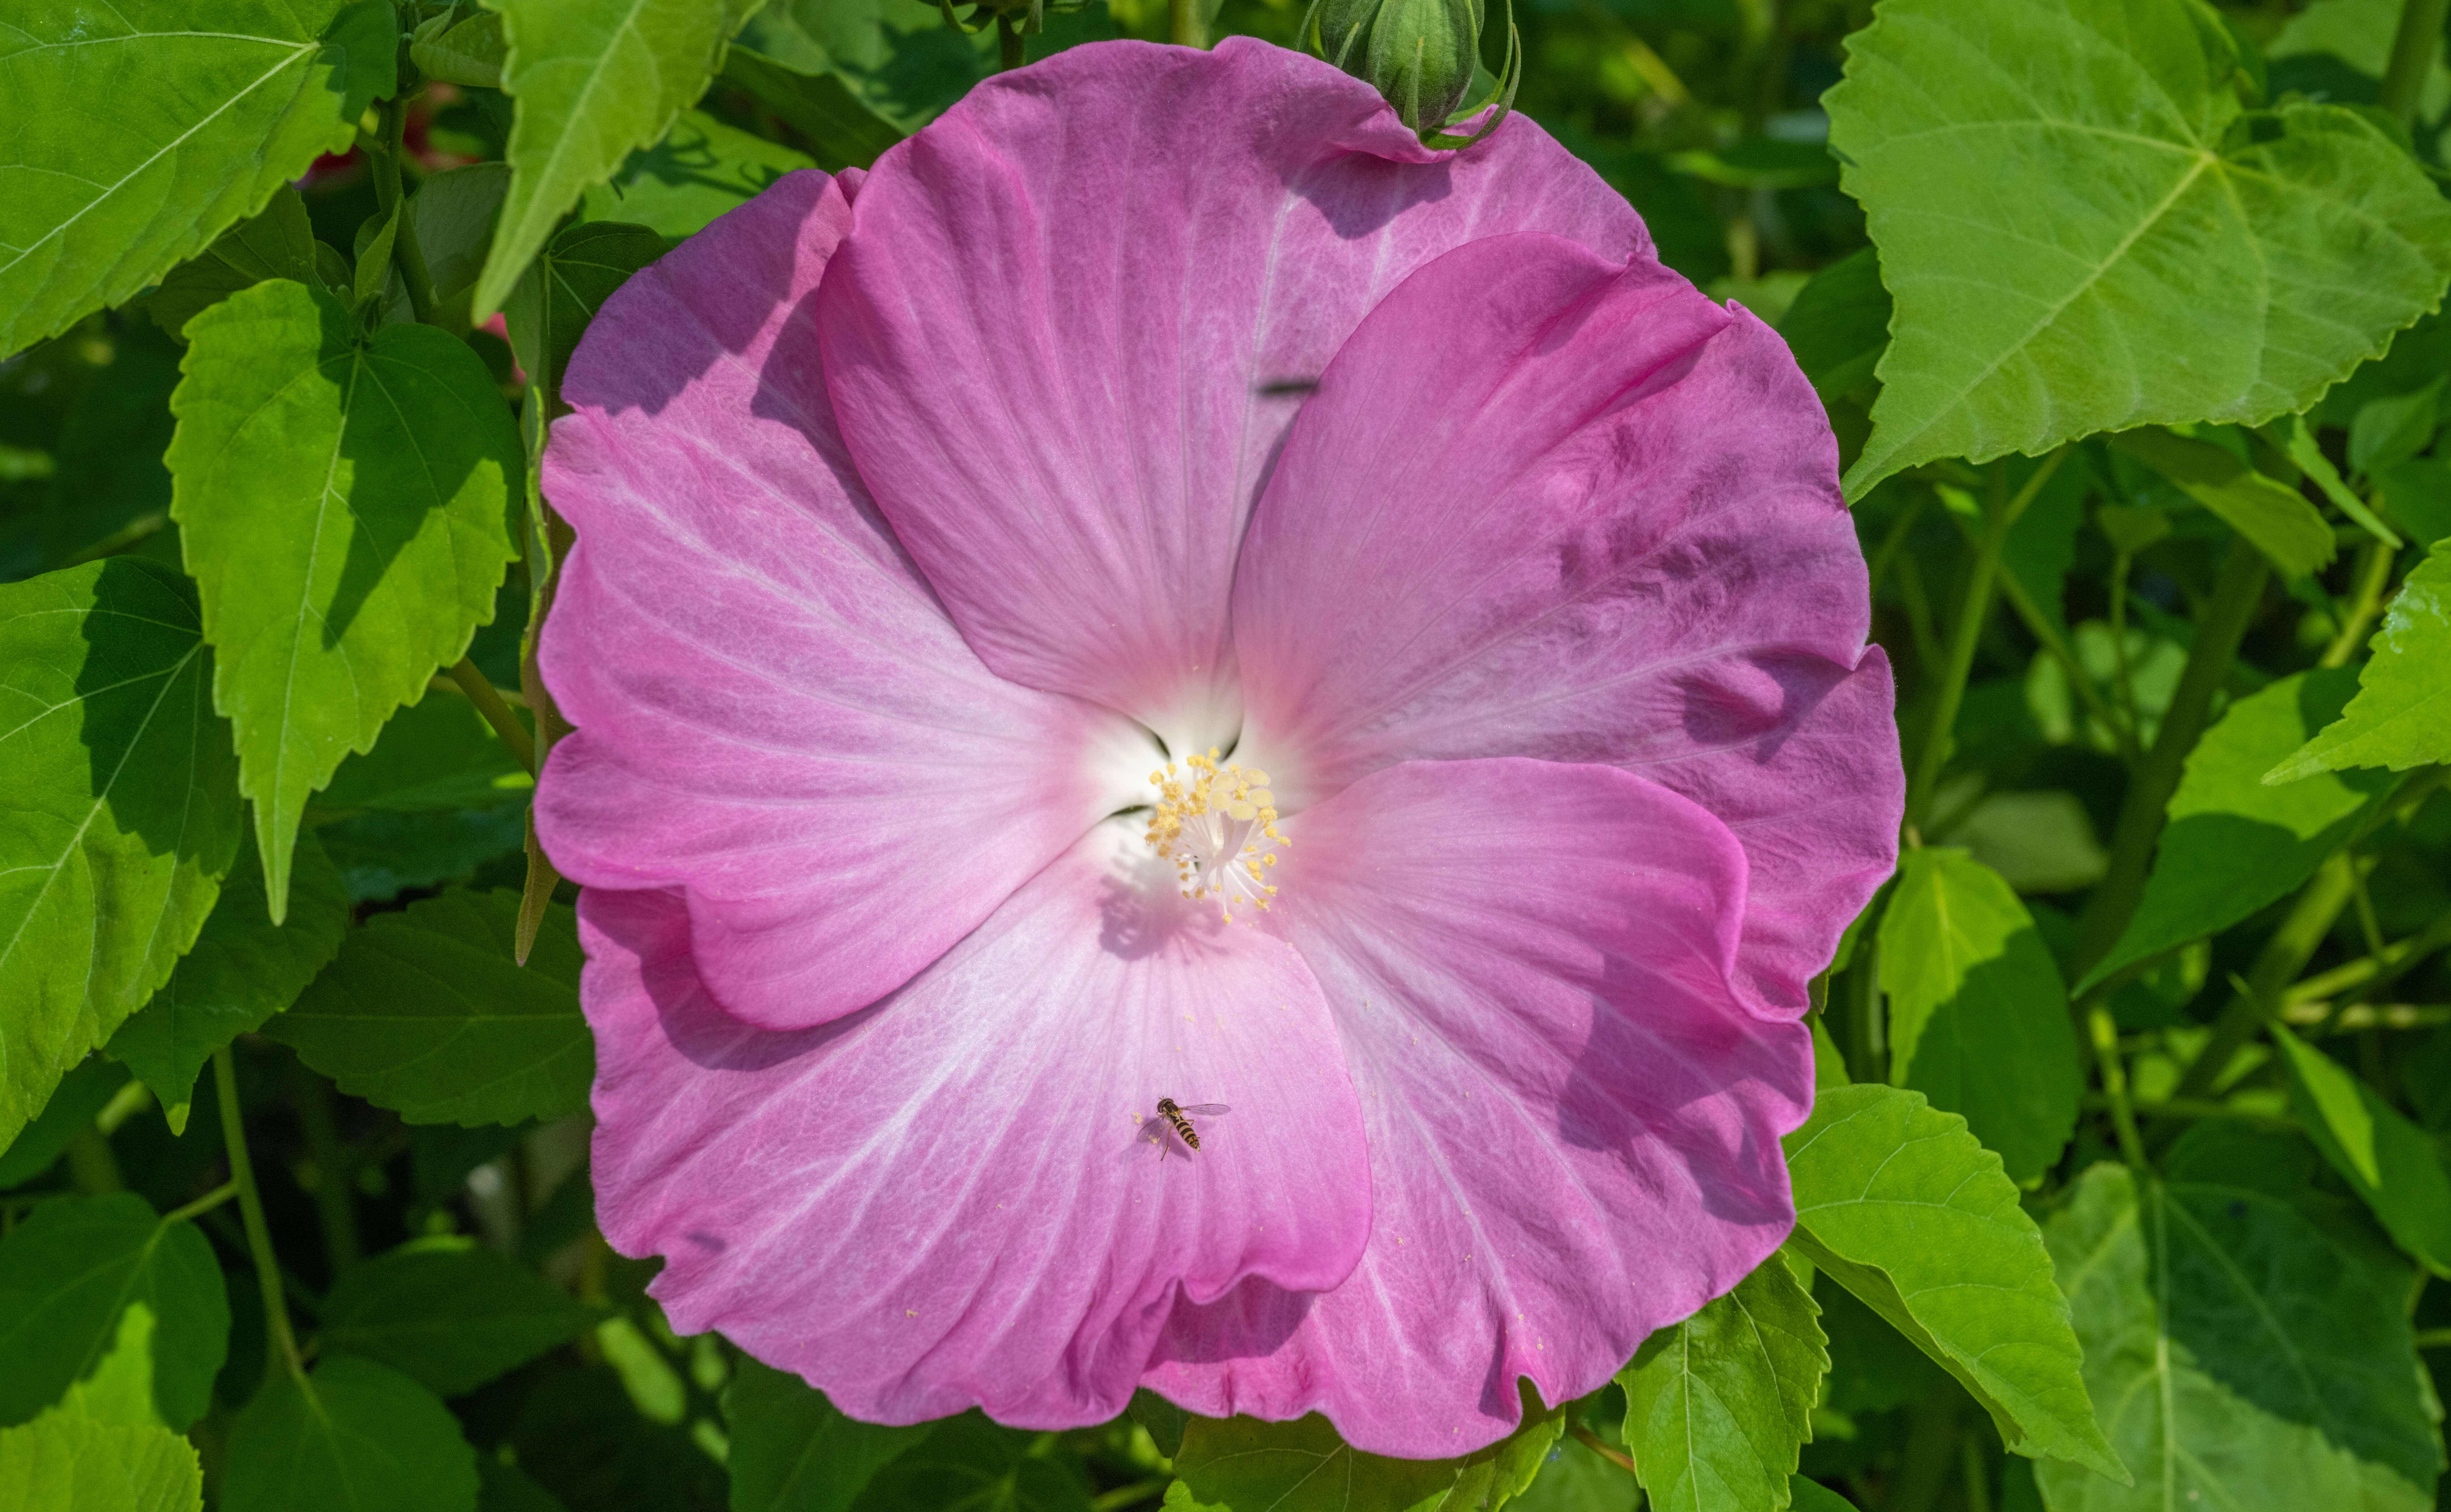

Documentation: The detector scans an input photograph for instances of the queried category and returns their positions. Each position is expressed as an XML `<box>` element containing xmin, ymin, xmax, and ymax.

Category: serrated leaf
<box><xmin>1785</xmin><ymin>1480</ymin><xmax>1858</xmax><ymax>1512</ymax></box>
<box><xmin>1618</xmin><ymin>1256</ymin><xmax>1825</xmax><ymax>1512</ymax></box>
<box><xmin>722</xmin><ymin>1357</ymin><xmax>931</xmax><ymax>1512</ymax></box>
<box><xmin>471</xmin><ymin>0</ymin><xmax>760</xmax><ymax>321</ymax></box>
<box><xmin>168</xmin><ymin>277</ymin><xmax>521</xmax><ymax>921</ymax></box>
<box><xmin>2109</xmin><ymin>429</ymin><xmax>2337</xmax><ymax>579</ymax></box>
<box><xmin>107</xmin><ymin>831</ymin><xmax>347</xmax><ymax>1121</ymax></box>
<box><xmin>579</xmin><ymin>110</ymin><xmax>814</xmax><ymax>240</ymax></box>
<box><xmin>0</xmin><ymin>0</ymin><xmax>394</xmax><ymax>360</ymax></box>
<box><xmin>721</xmin><ymin>49</ymin><xmax>903</xmax><ymax>173</ymax></box>
<box><xmin>0</xmin><ymin>558</ymin><xmax>241</xmax><ymax>1153</ymax></box>
<box><xmin>271</xmin><ymin>889</ymin><xmax>590</xmax><ymax>1126</ymax></box>
<box><xmin>0</xmin><ymin>1194</ymin><xmax>227</xmax><ymax>1431</ymax></box>
<box><xmin>313</xmin><ymin>694</ymin><xmax>531</xmax><ymax>814</ymax></box>
<box><xmin>319</xmin><ymin>1236</ymin><xmax>594</xmax><ymax>1397</ymax></box>
<box><xmin>1173</xmin><ymin>1390</ymin><xmax>1564</xmax><ymax>1512</ymax></box>
<box><xmin>221</xmin><ymin>1354</ymin><xmax>480</xmax><ymax>1512</ymax></box>
<box><xmin>2037</xmin><ymin>1132</ymin><xmax>2445</xmax><ymax>1511</ymax></box>
<box><xmin>413</xmin><ymin>9</ymin><xmax>508</xmax><ymax>89</ymax></box>
<box><xmin>2268</xmin><ymin>538</ymin><xmax>2451</xmax><ymax>780</ymax></box>
<box><xmin>503</xmin><ymin>220</ymin><xmax>663</xmax><ymax>398</ymax></box>
<box><xmin>143</xmin><ymin>188</ymin><xmax>319</xmax><ymax>342</ymax></box>
<box><xmin>1876</xmin><ymin>849</ymin><xmax>2080</xmax><ymax>1181</ymax></box>
<box><xmin>2084</xmin><ymin>667</ymin><xmax>2392</xmax><ymax>990</ymax></box>
<box><xmin>53</xmin><ymin>1300</ymin><xmax>162</xmax><ymax>1429</ymax></box>
<box><xmin>1827</xmin><ymin>0</ymin><xmax>2451</xmax><ymax>495</ymax></box>
<box><xmin>0</xmin><ymin>1411</ymin><xmax>201</xmax><ymax>1512</ymax></box>
<box><xmin>2268</xmin><ymin>1024</ymin><xmax>2451</xmax><ymax>1277</ymax></box>
<box><xmin>1781</xmin><ymin>1085</ymin><xmax>2124</xmax><ymax>1481</ymax></box>
<box><xmin>2350</xmin><ymin>379</ymin><xmax>2442</xmax><ymax>479</ymax></box>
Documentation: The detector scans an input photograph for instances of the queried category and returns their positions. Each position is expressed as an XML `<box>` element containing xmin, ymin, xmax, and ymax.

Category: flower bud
<box><xmin>1306</xmin><ymin>0</ymin><xmax>1518</xmax><ymax>147</ymax></box>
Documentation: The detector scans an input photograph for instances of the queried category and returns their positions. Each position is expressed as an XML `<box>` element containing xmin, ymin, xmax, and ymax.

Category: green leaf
<box><xmin>1826</xmin><ymin>0</ymin><xmax>2451</xmax><ymax>496</ymax></box>
<box><xmin>1781</xmin><ymin>1085</ymin><xmax>2123</xmax><ymax>1481</ymax></box>
<box><xmin>0</xmin><ymin>1194</ymin><xmax>227</xmax><ymax>1431</ymax></box>
<box><xmin>319</xmin><ymin>1236</ymin><xmax>594</xmax><ymax>1397</ymax></box>
<box><xmin>857</xmin><ymin>1413</ymin><xmax>1091</xmax><ymax>1512</ymax></box>
<box><xmin>580</xmin><ymin>110</ymin><xmax>815</xmax><ymax>240</ymax></box>
<box><xmin>1998</xmin><ymin>456</ymin><xmax>2088</xmax><ymax>642</ymax></box>
<box><xmin>0</xmin><ymin>0</ymin><xmax>395</xmax><ymax>359</ymax></box>
<box><xmin>2036</xmin><ymin>1135</ymin><xmax>2444</xmax><ymax>1511</ymax></box>
<box><xmin>722</xmin><ymin>1356</ymin><xmax>931</xmax><ymax>1512</ymax></box>
<box><xmin>1173</xmin><ymin>1390</ymin><xmax>1564</xmax><ymax>1512</ymax></box>
<box><xmin>107</xmin><ymin>832</ymin><xmax>347</xmax><ymax>1125</ymax></box>
<box><xmin>53</xmin><ymin>1300</ymin><xmax>164</xmax><ymax>1428</ymax></box>
<box><xmin>0</xmin><ymin>1059</ymin><xmax>127</xmax><ymax>1190</ymax></box>
<box><xmin>142</xmin><ymin>188</ymin><xmax>320</xmax><ymax>343</ymax></box>
<box><xmin>730</xmin><ymin>0</ymin><xmax>985</xmax><ymax>141</ymax></box>
<box><xmin>1504</xmin><ymin>1435</ymin><xmax>1639</xmax><ymax>1512</ymax></box>
<box><xmin>2350</xmin><ymin>378</ymin><xmax>2442</xmax><ymax>479</ymax></box>
<box><xmin>1777</xmin><ymin>247</ymin><xmax>1890</xmax><ymax>405</ymax></box>
<box><xmin>1875</xmin><ymin>849</ymin><xmax>2080</xmax><ymax>1180</ymax></box>
<box><xmin>477</xmin><ymin>1459</ymin><xmax>567</xmax><ymax>1512</ymax></box>
<box><xmin>2268</xmin><ymin>1024</ymin><xmax>2451</xmax><ymax>1277</ymax></box>
<box><xmin>313</xmin><ymin>694</ymin><xmax>532</xmax><ymax>814</ymax></box>
<box><xmin>0</xmin><ymin>1411</ymin><xmax>202</xmax><ymax>1512</ymax></box>
<box><xmin>271</xmin><ymin>889</ymin><xmax>590</xmax><ymax>1126</ymax></box>
<box><xmin>504</xmin><ymin>221</ymin><xmax>664</xmax><ymax>398</ymax></box>
<box><xmin>168</xmin><ymin>277</ymin><xmax>522</xmax><ymax>921</ymax></box>
<box><xmin>0</xmin><ymin>558</ymin><xmax>241</xmax><ymax>1153</ymax></box>
<box><xmin>2107</xmin><ymin>429</ymin><xmax>2336</xmax><ymax>579</ymax></box>
<box><xmin>413</xmin><ymin>9</ymin><xmax>509</xmax><ymax>89</ymax></box>
<box><xmin>1617</xmin><ymin>1256</ymin><xmax>1825</xmax><ymax>1512</ymax></box>
<box><xmin>315</xmin><ymin>804</ymin><xmax>531</xmax><ymax>905</ymax></box>
<box><xmin>471</xmin><ymin>0</ymin><xmax>760</xmax><ymax>321</ymax></box>
<box><xmin>221</xmin><ymin>1353</ymin><xmax>480</xmax><ymax>1512</ymax></box>
<box><xmin>721</xmin><ymin>49</ymin><xmax>904</xmax><ymax>173</ymax></box>
<box><xmin>2268</xmin><ymin>538</ymin><xmax>2451</xmax><ymax>780</ymax></box>
<box><xmin>1127</xmin><ymin>1389</ymin><xmax>1191</xmax><ymax>1462</ymax></box>
<box><xmin>409</xmin><ymin>164</ymin><xmax>514</xmax><ymax>334</ymax></box>
<box><xmin>2084</xmin><ymin>667</ymin><xmax>2392</xmax><ymax>990</ymax></box>
<box><xmin>1785</xmin><ymin>1480</ymin><xmax>1859</xmax><ymax>1512</ymax></box>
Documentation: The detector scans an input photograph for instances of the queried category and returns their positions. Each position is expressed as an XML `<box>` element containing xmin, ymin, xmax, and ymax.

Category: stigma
<box><xmin>1144</xmin><ymin>750</ymin><xmax>1286</xmax><ymax>922</ymax></box>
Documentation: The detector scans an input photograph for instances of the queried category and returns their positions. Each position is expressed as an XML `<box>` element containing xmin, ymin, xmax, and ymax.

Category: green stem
<box><xmin>997</xmin><ymin>13</ymin><xmax>1025</xmax><ymax>68</ymax></box>
<box><xmin>2088</xmin><ymin>1093</ymin><xmax>2296</xmax><ymax>1127</ymax></box>
<box><xmin>373</xmin><ymin>98</ymin><xmax>439</xmax><ymax>324</ymax></box>
<box><xmin>2322</xmin><ymin>540</ymin><xmax>2393</xmax><ymax>670</ymax></box>
<box><xmin>2088</xmin><ymin>1007</ymin><xmax>2149</xmax><ymax>1169</ymax></box>
<box><xmin>2287</xmin><ymin>908</ymin><xmax>2451</xmax><ymax>1007</ymax></box>
<box><xmin>1569</xmin><ymin>1421</ymin><xmax>1640</xmax><ymax>1476</ymax></box>
<box><xmin>2171</xmin><ymin>852</ymin><xmax>2359</xmax><ymax>1104</ymax></box>
<box><xmin>65</xmin><ymin>1127</ymin><xmax>122</xmax><ymax>1194</ymax></box>
<box><xmin>447</xmin><ymin>657</ymin><xmax>536</xmax><ymax>772</ymax></box>
<box><xmin>293</xmin><ymin>1060</ymin><xmax>360</xmax><ymax>1276</ymax></box>
<box><xmin>1907</xmin><ymin>455</ymin><xmax>2062</xmax><ymax>831</ymax></box>
<box><xmin>162</xmin><ymin>1181</ymin><xmax>241</xmax><ymax>1226</ymax></box>
<box><xmin>214</xmin><ymin>1048</ymin><xmax>303</xmax><ymax>1383</ymax></box>
<box><xmin>2382</xmin><ymin>0</ymin><xmax>2451</xmax><ymax>124</ymax></box>
<box><xmin>1986</xmin><ymin>549</ymin><xmax>2133</xmax><ymax>760</ymax></box>
<box><xmin>2074</xmin><ymin>543</ymin><xmax>2270</xmax><ymax>982</ymax></box>
<box><xmin>1170</xmin><ymin>0</ymin><xmax>1206</xmax><ymax>46</ymax></box>
<box><xmin>2417</xmin><ymin>1328</ymin><xmax>2451</xmax><ymax>1350</ymax></box>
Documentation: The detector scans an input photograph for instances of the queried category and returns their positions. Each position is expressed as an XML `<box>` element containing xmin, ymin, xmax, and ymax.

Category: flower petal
<box><xmin>814</xmin><ymin>37</ymin><xmax>1648</xmax><ymax>738</ymax></box>
<box><xmin>1230</xmin><ymin>231</ymin><xmax>1900</xmax><ymax>1016</ymax></box>
<box><xmin>539</xmin><ymin>170</ymin><xmax>1143</xmax><ymax>1030</ymax></box>
<box><xmin>579</xmin><ymin>830</ymin><xmax>1372</xmax><ymax>1429</ymax></box>
<box><xmin>1140</xmin><ymin>758</ymin><xmax>1811</xmax><ymax>1457</ymax></box>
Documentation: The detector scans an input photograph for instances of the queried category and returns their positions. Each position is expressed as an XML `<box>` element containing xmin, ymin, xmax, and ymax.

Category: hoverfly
<box><xmin>1151</xmin><ymin>1098</ymin><xmax>1229</xmax><ymax>1160</ymax></box>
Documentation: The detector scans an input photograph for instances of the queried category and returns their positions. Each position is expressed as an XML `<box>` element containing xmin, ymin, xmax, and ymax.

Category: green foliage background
<box><xmin>3</xmin><ymin>0</ymin><xmax>2450</xmax><ymax>1510</ymax></box>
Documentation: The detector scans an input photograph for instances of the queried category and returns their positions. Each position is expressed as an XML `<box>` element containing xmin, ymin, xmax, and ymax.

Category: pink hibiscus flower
<box><xmin>536</xmin><ymin>37</ymin><xmax>1899</xmax><ymax>1456</ymax></box>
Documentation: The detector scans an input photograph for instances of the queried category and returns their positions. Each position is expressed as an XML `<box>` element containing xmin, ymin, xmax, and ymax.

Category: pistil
<box><xmin>1144</xmin><ymin>749</ymin><xmax>1287</xmax><ymax>922</ymax></box>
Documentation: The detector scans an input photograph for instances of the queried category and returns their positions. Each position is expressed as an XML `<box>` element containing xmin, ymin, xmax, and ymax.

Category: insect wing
<box><xmin>1175</xmin><ymin>1103</ymin><xmax>1229</xmax><ymax>1117</ymax></box>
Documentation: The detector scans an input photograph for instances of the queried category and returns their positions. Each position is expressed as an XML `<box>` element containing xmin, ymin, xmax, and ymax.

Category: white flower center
<box><xmin>1144</xmin><ymin>749</ymin><xmax>1287</xmax><ymax>922</ymax></box>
